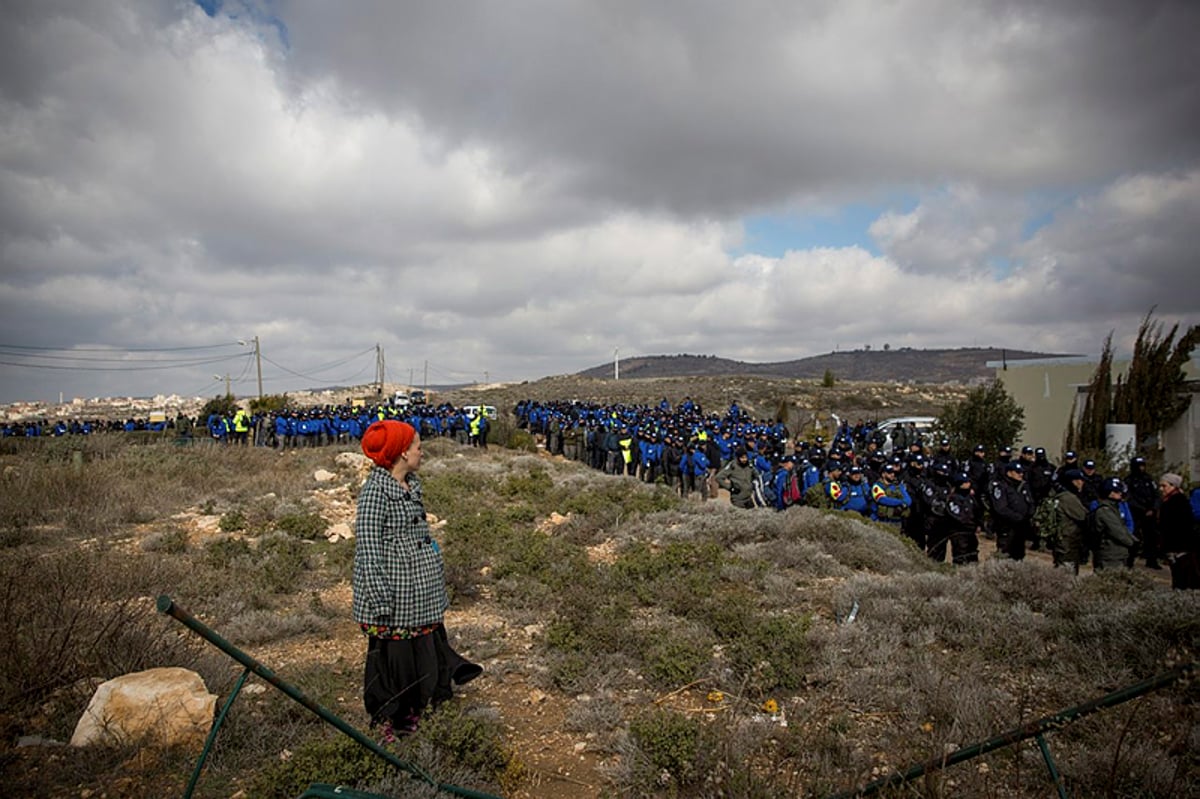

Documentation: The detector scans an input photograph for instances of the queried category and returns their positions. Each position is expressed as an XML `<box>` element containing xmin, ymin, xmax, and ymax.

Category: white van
<box><xmin>463</xmin><ymin>405</ymin><xmax>498</xmax><ymax>419</ymax></box>
<box><xmin>392</xmin><ymin>391</ymin><xmax>410</xmax><ymax>409</ymax></box>
<box><xmin>875</xmin><ymin>416</ymin><xmax>938</xmax><ymax>454</ymax></box>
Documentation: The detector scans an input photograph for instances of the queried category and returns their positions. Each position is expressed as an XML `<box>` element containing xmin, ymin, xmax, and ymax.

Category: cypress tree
<box><xmin>1076</xmin><ymin>333</ymin><xmax>1114</xmax><ymax>451</ymax></box>
<box><xmin>1111</xmin><ymin>310</ymin><xmax>1200</xmax><ymax>443</ymax></box>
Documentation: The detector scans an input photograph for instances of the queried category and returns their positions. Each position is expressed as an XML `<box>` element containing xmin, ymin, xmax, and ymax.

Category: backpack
<box><xmin>783</xmin><ymin>473</ymin><xmax>803</xmax><ymax>507</ymax></box>
<box><xmin>1032</xmin><ymin>495</ymin><xmax>1060</xmax><ymax>545</ymax></box>
<box><xmin>752</xmin><ymin>470</ymin><xmax>774</xmax><ymax>508</ymax></box>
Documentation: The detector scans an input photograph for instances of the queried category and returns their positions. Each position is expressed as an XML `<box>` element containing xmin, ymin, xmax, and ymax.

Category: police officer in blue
<box><xmin>841</xmin><ymin>466</ymin><xmax>874</xmax><ymax>517</ymax></box>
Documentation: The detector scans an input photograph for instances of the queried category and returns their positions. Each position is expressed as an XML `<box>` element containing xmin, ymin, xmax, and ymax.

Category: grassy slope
<box><xmin>0</xmin><ymin>429</ymin><xmax>1196</xmax><ymax>798</ymax></box>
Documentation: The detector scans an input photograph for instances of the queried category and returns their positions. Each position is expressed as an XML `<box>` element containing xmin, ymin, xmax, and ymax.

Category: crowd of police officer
<box><xmin>515</xmin><ymin>396</ymin><xmax>1177</xmax><ymax>571</ymax></box>
<box><xmin>195</xmin><ymin>402</ymin><xmax>492</xmax><ymax>450</ymax></box>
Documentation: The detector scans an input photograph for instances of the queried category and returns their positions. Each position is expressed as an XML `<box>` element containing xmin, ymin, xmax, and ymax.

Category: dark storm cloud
<box><xmin>276</xmin><ymin>0</ymin><xmax>1200</xmax><ymax>213</ymax></box>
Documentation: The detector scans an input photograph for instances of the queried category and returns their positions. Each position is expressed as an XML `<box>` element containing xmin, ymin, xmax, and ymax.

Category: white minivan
<box><xmin>875</xmin><ymin>416</ymin><xmax>938</xmax><ymax>454</ymax></box>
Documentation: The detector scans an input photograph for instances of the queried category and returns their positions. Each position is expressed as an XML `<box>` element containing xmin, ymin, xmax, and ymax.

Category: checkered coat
<box><xmin>352</xmin><ymin>467</ymin><xmax>449</xmax><ymax>627</ymax></box>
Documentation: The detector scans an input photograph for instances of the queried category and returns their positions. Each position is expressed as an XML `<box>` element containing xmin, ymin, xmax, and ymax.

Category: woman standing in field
<box><xmin>353</xmin><ymin>420</ymin><xmax>480</xmax><ymax>738</ymax></box>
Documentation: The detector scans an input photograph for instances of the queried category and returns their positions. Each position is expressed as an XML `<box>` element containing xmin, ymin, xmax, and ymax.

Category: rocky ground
<box><xmin>142</xmin><ymin>443</ymin><xmax>1170</xmax><ymax>799</ymax></box>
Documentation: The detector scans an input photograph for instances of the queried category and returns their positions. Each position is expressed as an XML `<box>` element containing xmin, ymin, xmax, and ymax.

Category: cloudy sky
<box><xmin>2</xmin><ymin>0</ymin><xmax>1198</xmax><ymax>404</ymax></box>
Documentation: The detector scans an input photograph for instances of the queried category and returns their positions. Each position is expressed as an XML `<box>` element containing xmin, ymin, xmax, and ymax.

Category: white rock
<box><xmin>335</xmin><ymin>452</ymin><xmax>369</xmax><ymax>469</ymax></box>
<box><xmin>313</xmin><ymin>469</ymin><xmax>337</xmax><ymax>483</ymax></box>
<box><xmin>70</xmin><ymin>667</ymin><xmax>216</xmax><ymax>751</ymax></box>
<box><xmin>326</xmin><ymin>522</ymin><xmax>354</xmax><ymax>542</ymax></box>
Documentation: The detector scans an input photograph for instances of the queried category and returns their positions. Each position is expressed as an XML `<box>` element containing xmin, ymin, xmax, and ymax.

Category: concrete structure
<box><xmin>988</xmin><ymin>356</ymin><xmax>1199</xmax><ymax>477</ymax></box>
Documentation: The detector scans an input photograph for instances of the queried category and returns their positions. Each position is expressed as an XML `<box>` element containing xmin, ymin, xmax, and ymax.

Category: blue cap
<box><xmin>1007</xmin><ymin>462</ymin><xmax>1024</xmax><ymax>474</ymax></box>
<box><xmin>1061</xmin><ymin>468</ymin><xmax>1083</xmax><ymax>482</ymax></box>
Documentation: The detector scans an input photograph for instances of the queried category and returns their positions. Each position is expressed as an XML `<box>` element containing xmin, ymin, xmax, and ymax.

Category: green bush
<box><xmin>276</xmin><ymin>511</ymin><xmax>329</xmax><ymax>540</ymax></box>
<box><xmin>141</xmin><ymin>527</ymin><xmax>189</xmax><ymax>554</ymax></box>
<box><xmin>204</xmin><ymin>535</ymin><xmax>252</xmax><ymax>569</ymax></box>
<box><xmin>725</xmin><ymin>612</ymin><xmax>812</xmax><ymax>693</ymax></box>
<box><xmin>628</xmin><ymin>709</ymin><xmax>703</xmax><ymax>785</ymax></box>
<box><xmin>499</xmin><ymin>467</ymin><xmax>553</xmax><ymax>499</ymax></box>
<box><xmin>255</xmin><ymin>533</ymin><xmax>310</xmax><ymax>594</ymax></box>
<box><xmin>642</xmin><ymin>629</ymin><xmax>713</xmax><ymax>688</ymax></box>
<box><xmin>219</xmin><ymin>508</ymin><xmax>247</xmax><ymax>532</ymax></box>
<box><xmin>505</xmin><ymin>428</ymin><xmax>537</xmax><ymax>452</ymax></box>
<box><xmin>247</xmin><ymin>732</ymin><xmax>391</xmax><ymax>799</ymax></box>
<box><xmin>412</xmin><ymin>702</ymin><xmax>515</xmax><ymax>780</ymax></box>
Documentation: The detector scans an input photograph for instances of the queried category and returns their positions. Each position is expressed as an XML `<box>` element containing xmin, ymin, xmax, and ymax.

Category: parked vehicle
<box><xmin>875</xmin><ymin>416</ymin><xmax>938</xmax><ymax>454</ymax></box>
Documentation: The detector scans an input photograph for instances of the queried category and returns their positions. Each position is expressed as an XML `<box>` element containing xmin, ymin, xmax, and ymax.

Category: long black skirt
<box><xmin>363</xmin><ymin>626</ymin><xmax>481</xmax><ymax>728</ymax></box>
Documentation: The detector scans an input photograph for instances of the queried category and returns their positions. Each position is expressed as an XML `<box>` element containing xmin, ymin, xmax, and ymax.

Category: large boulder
<box><xmin>70</xmin><ymin>667</ymin><xmax>216</xmax><ymax>750</ymax></box>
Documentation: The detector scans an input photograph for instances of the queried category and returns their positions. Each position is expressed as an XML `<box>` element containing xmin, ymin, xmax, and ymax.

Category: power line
<box><xmin>0</xmin><ymin>342</ymin><xmax>240</xmax><ymax>353</ymax></box>
<box><xmin>0</xmin><ymin>353</ymin><xmax>251</xmax><ymax>372</ymax></box>
<box><xmin>259</xmin><ymin>346</ymin><xmax>375</xmax><ymax>382</ymax></box>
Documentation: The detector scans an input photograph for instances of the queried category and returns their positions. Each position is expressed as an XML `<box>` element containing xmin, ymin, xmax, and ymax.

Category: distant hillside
<box><xmin>576</xmin><ymin>348</ymin><xmax>1074</xmax><ymax>384</ymax></box>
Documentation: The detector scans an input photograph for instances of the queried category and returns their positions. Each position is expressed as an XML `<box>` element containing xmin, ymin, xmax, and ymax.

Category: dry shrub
<box><xmin>0</xmin><ymin>547</ymin><xmax>210</xmax><ymax>733</ymax></box>
<box><xmin>220</xmin><ymin>608</ymin><xmax>332</xmax><ymax>646</ymax></box>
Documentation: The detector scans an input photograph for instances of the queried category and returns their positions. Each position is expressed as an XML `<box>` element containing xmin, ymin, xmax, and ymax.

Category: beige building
<box><xmin>988</xmin><ymin>356</ymin><xmax>1199</xmax><ymax>478</ymax></box>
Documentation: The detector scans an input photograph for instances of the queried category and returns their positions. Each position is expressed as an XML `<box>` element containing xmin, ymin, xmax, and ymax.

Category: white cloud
<box><xmin>869</xmin><ymin>186</ymin><xmax>1028</xmax><ymax>276</ymax></box>
<box><xmin>0</xmin><ymin>0</ymin><xmax>1197</xmax><ymax>403</ymax></box>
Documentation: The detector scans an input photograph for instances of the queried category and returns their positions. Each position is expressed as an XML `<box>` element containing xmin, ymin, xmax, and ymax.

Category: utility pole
<box><xmin>423</xmin><ymin>360</ymin><xmax>428</xmax><ymax>392</ymax></box>
<box><xmin>254</xmin><ymin>336</ymin><xmax>263</xmax><ymax>400</ymax></box>
<box><xmin>375</xmin><ymin>344</ymin><xmax>385</xmax><ymax>396</ymax></box>
<box><xmin>614</xmin><ymin>347</ymin><xmax>620</xmax><ymax>381</ymax></box>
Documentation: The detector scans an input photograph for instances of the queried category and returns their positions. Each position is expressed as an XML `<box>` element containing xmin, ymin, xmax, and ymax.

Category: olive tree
<box><xmin>937</xmin><ymin>380</ymin><xmax>1025</xmax><ymax>459</ymax></box>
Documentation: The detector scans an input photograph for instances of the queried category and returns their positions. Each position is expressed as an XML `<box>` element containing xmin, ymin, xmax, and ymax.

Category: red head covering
<box><xmin>361</xmin><ymin>420</ymin><xmax>416</xmax><ymax>469</ymax></box>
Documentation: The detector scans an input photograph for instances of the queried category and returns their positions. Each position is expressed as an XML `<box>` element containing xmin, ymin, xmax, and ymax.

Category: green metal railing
<box><xmin>156</xmin><ymin>595</ymin><xmax>501</xmax><ymax>799</ymax></box>
<box><xmin>826</xmin><ymin>661</ymin><xmax>1197</xmax><ymax>799</ymax></box>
